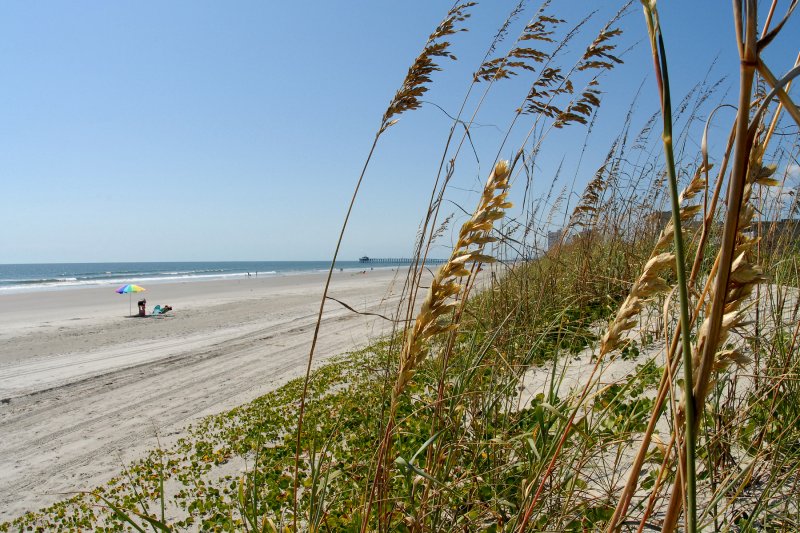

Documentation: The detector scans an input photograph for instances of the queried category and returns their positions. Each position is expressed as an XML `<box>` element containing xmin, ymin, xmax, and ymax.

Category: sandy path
<box><xmin>0</xmin><ymin>269</ymin><xmax>407</xmax><ymax>521</ymax></box>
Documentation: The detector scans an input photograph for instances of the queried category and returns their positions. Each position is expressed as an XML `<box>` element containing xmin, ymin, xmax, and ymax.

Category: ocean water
<box><xmin>0</xmin><ymin>261</ymin><xmax>396</xmax><ymax>293</ymax></box>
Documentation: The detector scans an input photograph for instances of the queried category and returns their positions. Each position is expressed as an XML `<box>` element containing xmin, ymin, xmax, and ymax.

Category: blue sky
<box><xmin>1</xmin><ymin>1</ymin><xmax>797</xmax><ymax>263</ymax></box>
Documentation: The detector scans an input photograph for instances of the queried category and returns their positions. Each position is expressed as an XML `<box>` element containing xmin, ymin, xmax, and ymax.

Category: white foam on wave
<box><xmin>0</xmin><ymin>265</ymin><xmax>373</xmax><ymax>294</ymax></box>
<box><xmin>0</xmin><ymin>271</ymin><xmax>252</xmax><ymax>293</ymax></box>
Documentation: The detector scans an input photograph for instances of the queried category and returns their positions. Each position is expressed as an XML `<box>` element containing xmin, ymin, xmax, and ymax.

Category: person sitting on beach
<box><xmin>137</xmin><ymin>298</ymin><xmax>147</xmax><ymax>317</ymax></box>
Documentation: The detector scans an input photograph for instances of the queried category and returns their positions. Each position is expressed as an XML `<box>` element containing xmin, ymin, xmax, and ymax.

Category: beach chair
<box><xmin>150</xmin><ymin>305</ymin><xmax>172</xmax><ymax>317</ymax></box>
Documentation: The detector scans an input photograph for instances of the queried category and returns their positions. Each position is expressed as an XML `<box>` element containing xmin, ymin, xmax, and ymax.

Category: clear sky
<box><xmin>1</xmin><ymin>1</ymin><xmax>797</xmax><ymax>263</ymax></box>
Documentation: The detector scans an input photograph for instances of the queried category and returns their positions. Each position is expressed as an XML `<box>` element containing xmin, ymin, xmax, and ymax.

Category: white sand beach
<box><xmin>0</xmin><ymin>269</ymin><xmax>406</xmax><ymax>521</ymax></box>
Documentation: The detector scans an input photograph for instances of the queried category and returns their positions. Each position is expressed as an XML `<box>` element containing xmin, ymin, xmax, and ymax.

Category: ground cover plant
<box><xmin>4</xmin><ymin>0</ymin><xmax>800</xmax><ymax>531</ymax></box>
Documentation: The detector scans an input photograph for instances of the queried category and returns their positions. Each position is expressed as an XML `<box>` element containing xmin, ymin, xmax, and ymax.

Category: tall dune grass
<box><xmin>333</xmin><ymin>1</ymin><xmax>800</xmax><ymax>530</ymax></box>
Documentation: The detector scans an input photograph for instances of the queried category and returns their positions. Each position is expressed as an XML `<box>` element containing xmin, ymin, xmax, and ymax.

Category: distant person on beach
<box><xmin>137</xmin><ymin>298</ymin><xmax>146</xmax><ymax>317</ymax></box>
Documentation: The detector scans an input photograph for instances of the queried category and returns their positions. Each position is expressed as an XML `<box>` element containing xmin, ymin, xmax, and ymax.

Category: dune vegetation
<box><xmin>4</xmin><ymin>0</ymin><xmax>800</xmax><ymax>531</ymax></box>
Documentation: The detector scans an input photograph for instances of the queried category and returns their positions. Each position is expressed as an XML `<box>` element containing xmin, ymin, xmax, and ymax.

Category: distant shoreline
<box><xmin>0</xmin><ymin>261</ymin><xmax>401</xmax><ymax>294</ymax></box>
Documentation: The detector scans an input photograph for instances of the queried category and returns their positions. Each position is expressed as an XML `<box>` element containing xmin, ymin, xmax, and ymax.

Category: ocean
<box><xmin>0</xmin><ymin>261</ymin><xmax>398</xmax><ymax>293</ymax></box>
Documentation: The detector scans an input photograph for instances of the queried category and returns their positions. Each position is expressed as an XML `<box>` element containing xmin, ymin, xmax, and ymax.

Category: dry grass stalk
<box><xmin>659</xmin><ymin>3</ymin><xmax>777</xmax><ymax>523</ymax></box>
<box><xmin>654</xmin><ymin>163</ymin><xmax>709</xmax><ymax>251</ymax></box>
<box><xmin>553</xmin><ymin>79</ymin><xmax>601</xmax><ymax>128</ymax></box>
<box><xmin>661</xmin><ymin>145</ymin><xmax>777</xmax><ymax>531</ymax></box>
<box><xmin>520</xmin><ymin>5</ymin><xmax>625</xmax><ymax>121</ymax></box>
<box><xmin>610</xmin><ymin>150</ymin><xmax>776</xmax><ymax>530</ymax></box>
<box><xmin>295</xmin><ymin>3</ymin><xmax>476</xmax><ymax>527</ymax></box>
<box><xmin>598</xmin><ymin>159</ymin><xmax>708</xmax><ymax>360</ymax></box>
<box><xmin>396</xmin><ymin>0</ymin><xmax>534</xmax><ymax>359</ymax></box>
<box><xmin>569</xmin><ymin>143</ymin><xmax>617</xmax><ymax>229</ymax></box>
<box><xmin>688</xmin><ymin>143</ymin><xmax>773</xmax><ymax>402</ymax></box>
<box><xmin>474</xmin><ymin>2</ymin><xmax>561</xmax><ymax>83</ymax></box>
<box><xmin>577</xmin><ymin>23</ymin><xmax>623</xmax><ymax>71</ymax></box>
<box><xmin>483</xmin><ymin>0</ymin><xmax>527</xmax><ymax>59</ymax></box>
<box><xmin>605</xmin><ymin>163</ymin><xmax>711</xmax><ymax>531</ymax></box>
<box><xmin>522</xmin><ymin>67</ymin><xmax>574</xmax><ymax>117</ymax></box>
<box><xmin>549</xmin><ymin>16</ymin><xmax>625</xmax><ymax>128</ymax></box>
<box><xmin>598</xmin><ymin>252</ymin><xmax>674</xmax><ymax>358</ymax></box>
<box><xmin>360</xmin><ymin>160</ymin><xmax>511</xmax><ymax>532</ymax></box>
<box><xmin>393</xmin><ymin>160</ymin><xmax>512</xmax><ymax>400</ymax></box>
<box><xmin>522</xmin><ymin>158</ymin><xmax>708</xmax><ymax>531</ymax></box>
<box><xmin>381</xmin><ymin>2</ymin><xmax>476</xmax><ymax>132</ymax></box>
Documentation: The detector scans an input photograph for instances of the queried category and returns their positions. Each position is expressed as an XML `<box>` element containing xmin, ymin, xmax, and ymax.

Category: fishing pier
<box><xmin>358</xmin><ymin>256</ymin><xmax>446</xmax><ymax>264</ymax></box>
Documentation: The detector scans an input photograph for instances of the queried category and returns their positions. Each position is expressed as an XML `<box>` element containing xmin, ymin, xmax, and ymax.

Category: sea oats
<box><xmin>569</xmin><ymin>142</ymin><xmax>618</xmax><ymax>228</ymax></box>
<box><xmin>550</xmin><ymin>10</ymin><xmax>626</xmax><ymax>128</ymax></box>
<box><xmin>393</xmin><ymin>160</ymin><xmax>512</xmax><ymax>400</ymax></box>
<box><xmin>599</xmin><ymin>252</ymin><xmax>675</xmax><ymax>358</ymax></box>
<box><xmin>654</xmin><ymin>163</ymin><xmax>709</xmax><ymax>250</ymax></box>
<box><xmin>598</xmin><ymin>158</ymin><xmax>711</xmax><ymax>361</ymax></box>
<box><xmin>577</xmin><ymin>26</ymin><xmax>623</xmax><ymax>71</ymax></box>
<box><xmin>474</xmin><ymin>3</ymin><xmax>562</xmax><ymax>83</ymax></box>
<box><xmin>689</xmin><ymin>144</ymin><xmax>773</xmax><ymax>391</ymax></box>
<box><xmin>382</xmin><ymin>2</ymin><xmax>476</xmax><ymax>132</ymax></box>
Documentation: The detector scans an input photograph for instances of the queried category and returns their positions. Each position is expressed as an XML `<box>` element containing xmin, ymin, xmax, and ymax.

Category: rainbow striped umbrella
<box><xmin>116</xmin><ymin>284</ymin><xmax>146</xmax><ymax>316</ymax></box>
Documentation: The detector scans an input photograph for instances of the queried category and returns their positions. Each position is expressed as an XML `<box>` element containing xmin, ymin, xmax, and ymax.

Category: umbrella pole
<box><xmin>129</xmin><ymin>293</ymin><xmax>132</xmax><ymax>317</ymax></box>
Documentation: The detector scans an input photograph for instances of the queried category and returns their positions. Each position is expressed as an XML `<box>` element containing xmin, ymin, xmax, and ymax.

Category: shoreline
<box><xmin>0</xmin><ymin>263</ymin><xmax>399</xmax><ymax>295</ymax></box>
<box><xmin>0</xmin><ymin>268</ymin><xmax>399</xmax><ymax>347</ymax></box>
<box><xmin>0</xmin><ymin>267</ymin><xmax>408</xmax><ymax>520</ymax></box>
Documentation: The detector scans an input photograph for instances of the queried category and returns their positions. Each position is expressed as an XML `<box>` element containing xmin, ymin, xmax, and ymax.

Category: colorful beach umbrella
<box><xmin>116</xmin><ymin>284</ymin><xmax>146</xmax><ymax>316</ymax></box>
